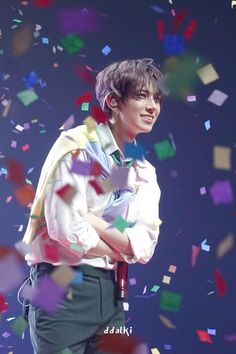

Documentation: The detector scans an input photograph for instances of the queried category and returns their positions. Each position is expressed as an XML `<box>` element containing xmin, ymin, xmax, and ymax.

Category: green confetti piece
<box><xmin>153</xmin><ymin>139</ymin><xmax>176</xmax><ymax>161</ymax></box>
<box><xmin>56</xmin><ymin>349</ymin><xmax>73</xmax><ymax>354</ymax></box>
<box><xmin>0</xmin><ymin>49</ymin><xmax>4</xmax><ymax>55</ymax></box>
<box><xmin>81</xmin><ymin>102</ymin><xmax>90</xmax><ymax>111</ymax></box>
<box><xmin>111</xmin><ymin>215</ymin><xmax>130</xmax><ymax>232</ymax></box>
<box><xmin>61</xmin><ymin>34</ymin><xmax>85</xmax><ymax>54</ymax></box>
<box><xmin>17</xmin><ymin>89</ymin><xmax>38</xmax><ymax>106</ymax></box>
<box><xmin>11</xmin><ymin>316</ymin><xmax>28</xmax><ymax>336</ymax></box>
<box><xmin>69</xmin><ymin>243</ymin><xmax>85</xmax><ymax>253</ymax></box>
<box><xmin>13</xmin><ymin>19</ymin><xmax>22</xmax><ymax>23</ymax></box>
<box><xmin>151</xmin><ymin>285</ymin><xmax>160</xmax><ymax>293</ymax></box>
<box><xmin>159</xmin><ymin>291</ymin><xmax>182</xmax><ymax>312</ymax></box>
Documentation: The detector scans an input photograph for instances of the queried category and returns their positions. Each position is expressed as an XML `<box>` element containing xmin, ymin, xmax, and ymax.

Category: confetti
<box><xmin>153</xmin><ymin>139</ymin><xmax>176</xmax><ymax>161</ymax></box>
<box><xmin>162</xmin><ymin>275</ymin><xmax>171</xmax><ymax>284</ymax></box>
<box><xmin>208</xmin><ymin>89</ymin><xmax>228</xmax><ymax>106</ymax></box>
<box><xmin>17</xmin><ymin>89</ymin><xmax>38</xmax><ymax>106</ymax></box>
<box><xmin>204</xmin><ymin>120</ymin><xmax>211</xmax><ymax>130</ymax></box>
<box><xmin>168</xmin><ymin>265</ymin><xmax>177</xmax><ymax>273</ymax></box>
<box><xmin>159</xmin><ymin>314</ymin><xmax>176</xmax><ymax>329</ymax></box>
<box><xmin>213</xmin><ymin>146</ymin><xmax>231</xmax><ymax>170</ymax></box>
<box><xmin>197</xmin><ymin>63</ymin><xmax>219</xmax><ymax>84</ymax></box>
<box><xmin>74</xmin><ymin>91</ymin><xmax>92</xmax><ymax>106</ymax></box>
<box><xmin>102</xmin><ymin>45</ymin><xmax>112</xmax><ymax>56</ymax></box>
<box><xmin>32</xmin><ymin>274</ymin><xmax>66</xmax><ymax>312</ymax></box>
<box><xmin>209</xmin><ymin>180</ymin><xmax>233</xmax><ymax>205</ymax></box>
<box><xmin>214</xmin><ymin>269</ymin><xmax>227</xmax><ymax>296</ymax></box>
<box><xmin>196</xmin><ymin>330</ymin><xmax>212</xmax><ymax>343</ymax></box>
<box><xmin>10</xmin><ymin>24</ymin><xmax>33</xmax><ymax>57</ymax></box>
<box><xmin>191</xmin><ymin>245</ymin><xmax>200</xmax><ymax>267</ymax></box>
<box><xmin>61</xmin><ymin>34</ymin><xmax>85</xmax><ymax>54</ymax></box>
<box><xmin>59</xmin><ymin>114</ymin><xmax>75</xmax><ymax>131</ymax></box>
<box><xmin>55</xmin><ymin>183</ymin><xmax>77</xmax><ymax>204</ymax></box>
<box><xmin>216</xmin><ymin>233</ymin><xmax>234</xmax><ymax>258</ymax></box>
<box><xmin>159</xmin><ymin>291</ymin><xmax>182</xmax><ymax>311</ymax></box>
<box><xmin>15</xmin><ymin>184</ymin><xmax>35</xmax><ymax>206</ymax></box>
<box><xmin>111</xmin><ymin>215</ymin><xmax>130</xmax><ymax>232</ymax></box>
<box><xmin>150</xmin><ymin>285</ymin><xmax>160</xmax><ymax>292</ymax></box>
<box><xmin>201</xmin><ymin>239</ymin><xmax>210</xmax><ymax>252</ymax></box>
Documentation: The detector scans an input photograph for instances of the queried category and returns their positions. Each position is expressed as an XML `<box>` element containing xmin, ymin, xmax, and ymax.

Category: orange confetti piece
<box><xmin>15</xmin><ymin>184</ymin><xmax>35</xmax><ymax>206</ymax></box>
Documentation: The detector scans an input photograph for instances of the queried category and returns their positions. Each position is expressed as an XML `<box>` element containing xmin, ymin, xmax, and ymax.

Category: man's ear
<box><xmin>106</xmin><ymin>93</ymin><xmax>119</xmax><ymax>110</ymax></box>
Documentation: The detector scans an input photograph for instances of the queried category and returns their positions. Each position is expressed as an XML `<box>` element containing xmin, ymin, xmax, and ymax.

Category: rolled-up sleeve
<box><xmin>44</xmin><ymin>151</ymin><xmax>100</xmax><ymax>256</ymax></box>
<box><xmin>120</xmin><ymin>165</ymin><xmax>162</xmax><ymax>264</ymax></box>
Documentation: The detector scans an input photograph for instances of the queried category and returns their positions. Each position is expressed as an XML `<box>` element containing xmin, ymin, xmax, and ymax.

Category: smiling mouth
<box><xmin>140</xmin><ymin>115</ymin><xmax>154</xmax><ymax>122</ymax></box>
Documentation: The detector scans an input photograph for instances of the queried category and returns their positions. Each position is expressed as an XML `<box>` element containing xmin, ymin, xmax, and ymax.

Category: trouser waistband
<box><xmin>31</xmin><ymin>262</ymin><xmax>115</xmax><ymax>280</ymax></box>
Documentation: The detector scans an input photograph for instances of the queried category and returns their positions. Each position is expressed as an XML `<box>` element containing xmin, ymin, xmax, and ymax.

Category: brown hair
<box><xmin>95</xmin><ymin>58</ymin><xmax>164</xmax><ymax>116</ymax></box>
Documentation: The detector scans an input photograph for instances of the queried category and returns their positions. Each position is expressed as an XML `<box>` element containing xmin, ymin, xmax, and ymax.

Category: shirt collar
<box><xmin>95</xmin><ymin>123</ymin><xmax>147</xmax><ymax>168</ymax></box>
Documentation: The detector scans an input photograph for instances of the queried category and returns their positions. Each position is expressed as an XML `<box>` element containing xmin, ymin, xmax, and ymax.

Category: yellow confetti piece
<box><xmin>50</xmin><ymin>265</ymin><xmax>75</xmax><ymax>288</ymax></box>
<box><xmin>83</xmin><ymin>115</ymin><xmax>97</xmax><ymax>132</ymax></box>
<box><xmin>213</xmin><ymin>146</ymin><xmax>231</xmax><ymax>170</ymax></box>
<box><xmin>151</xmin><ymin>348</ymin><xmax>161</xmax><ymax>354</ymax></box>
<box><xmin>159</xmin><ymin>314</ymin><xmax>176</xmax><ymax>329</ymax></box>
<box><xmin>216</xmin><ymin>233</ymin><xmax>234</xmax><ymax>258</ymax></box>
<box><xmin>10</xmin><ymin>23</ymin><xmax>33</xmax><ymax>57</ymax></box>
<box><xmin>162</xmin><ymin>275</ymin><xmax>171</xmax><ymax>284</ymax></box>
<box><xmin>197</xmin><ymin>63</ymin><xmax>219</xmax><ymax>85</ymax></box>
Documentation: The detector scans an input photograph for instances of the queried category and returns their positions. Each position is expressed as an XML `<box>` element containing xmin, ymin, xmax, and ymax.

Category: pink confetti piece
<box><xmin>191</xmin><ymin>245</ymin><xmax>200</xmax><ymax>267</ymax></box>
<box><xmin>6</xmin><ymin>195</ymin><xmax>13</xmax><ymax>203</ymax></box>
<box><xmin>21</xmin><ymin>144</ymin><xmax>30</xmax><ymax>151</ymax></box>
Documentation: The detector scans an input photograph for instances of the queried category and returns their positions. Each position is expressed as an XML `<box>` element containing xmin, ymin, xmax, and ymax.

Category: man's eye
<box><xmin>137</xmin><ymin>93</ymin><xmax>147</xmax><ymax>98</ymax></box>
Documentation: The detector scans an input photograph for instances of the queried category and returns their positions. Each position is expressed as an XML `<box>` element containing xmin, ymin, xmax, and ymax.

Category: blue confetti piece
<box><xmin>164</xmin><ymin>34</ymin><xmax>185</xmax><ymax>55</ymax></box>
<box><xmin>149</xmin><ymin>4</ymin><xmax>165</xmax><ymax>13</ymax></box>
<box><xmin>22</xmin><ymin>71</ymin><xmax>39</xmax><ymax>88</ymax></box>
<box><xmin>72</xmin><ymin>271</ymin><xmax>83</xmax><ymax>285</ymax></box>
<box><xmin>205</xmin><ymin>120</ymin><xmax>211</xmax><ymax>130</ymax></box>
<box><xmin>27</xmin><ymin>167</ymin><xmax>34</xmax><ymax>174</ymax></box>
<box><xmin>101</xmin><ymin>45</ymin><xmax>111</xmax><ymax>56</ymax></box>
<box><xmin>42</xmin><ymin>37</ymin><xmax>49</xmax><ymax>44</ymax></box>
<box><xmin>124</xmin><ymin>142</ymin><xmax>147</xmax><ymax>160</ymax></box>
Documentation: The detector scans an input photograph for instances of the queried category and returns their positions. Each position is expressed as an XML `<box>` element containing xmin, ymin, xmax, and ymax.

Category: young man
<box><xmin>22</xmin><ymin>58</ymin><xmax>164</xmax><ymax>353</ymax></box>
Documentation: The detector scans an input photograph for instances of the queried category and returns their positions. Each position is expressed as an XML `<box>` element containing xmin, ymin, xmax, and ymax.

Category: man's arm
<box><xmin>87</xmin><ymin>238</ymin><xmax>126</xmax><ymax>261</ymax></box>
<box><xmin>85</xmin><ymin>212</ymin><xmax>134</xmax><ymax>256</ymax></box>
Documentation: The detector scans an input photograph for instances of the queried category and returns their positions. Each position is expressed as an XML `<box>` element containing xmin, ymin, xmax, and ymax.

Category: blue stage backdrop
<box><xmin>0</xmin><ymin>0</ymin><xmax>235</xmax><ymax>353</ymax></box>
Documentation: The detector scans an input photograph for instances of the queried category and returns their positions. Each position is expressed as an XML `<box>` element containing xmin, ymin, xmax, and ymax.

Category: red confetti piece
<box><xmin>183</xmin><ymin>19</ymin><xmax>197</xmax><ymax>39</ymax></box>
<box><xmin>22</xmin><ymin>144</ymin><xmax>30</xmax><ymax>152</ymax></box>
<box><xmin>74</xmin><ymin>65</ymin><xmax>96</xmax><ymax>86</ymax></box>
<box><xmin>74</xmin><ymin>91</ymin><xmax>93</xmax><ymax>106</ymax></box>
<box><xmin>156</xmin><ymin>20</ymin><xmax>164</xmax><ymax>40</ymax></box>
<box><xmin>89</xmin><ymin>179</ymin><xmax>104</xmax><ymax>195</ymax></box>
<box><xmin>0</xmin><ymin>294</ymin><xmax>8</xmax><ymax>313</ymax></box>
<box><xmin>55</xmin><ymin>183</ymin><xmax>77</xmax><ymax>204</ymax></box>
<box><xmin>97</xmin><ymin>333</ymin><xmax>139</xmax><ymax>354</ymax></box>
<box><xmin>44</xmin><ymin>243</ymin><xmax>59</xmax><ymax>262</ymax></box>
<box><xmin>6</xmin><ymin>158</ymin><xmax>25</xmax><ymax>186</ymax></box>
<box><xmin>214</xmin><ymin>269</ymin><xmax>227</xmax><ymax>296</ymax></box>
<box><xmin>91</xmin><ymin>161</ymin><xmax>103</xmax><ymax>176</ymax></box>
<box><xmin>196</xmin><ymin>330</ymin><xmax>212</xmax><ymax>344</ymax></box>
<box><xmin>15</xmin><ymin>184</ymin><xmax>35</xmax><ymax>206</ymax></box>
<box><xmin>33</xmin><ymin>0</ymin><xmax>54</xmax><ymax>7</ymax></box>
<box><xmin>172</xmin><ymin>9</ymin><xmax>188</xmax><ymax>33</ymax></box>
<box><xmin>91</xmin><ymin>106</ymin><xmax>109</xmax><ymax>124</ymax></box>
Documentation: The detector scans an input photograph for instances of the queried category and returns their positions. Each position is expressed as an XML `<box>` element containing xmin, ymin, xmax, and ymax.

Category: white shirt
<box><xmin>25</xmin><ymin>124</ymin><xmax>162</xmax><ymax>269</ymax></box>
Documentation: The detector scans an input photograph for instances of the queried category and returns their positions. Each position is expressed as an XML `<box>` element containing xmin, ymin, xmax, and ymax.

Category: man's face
<box><xmin>116</xmin><ymin>81</ymin><xmax>161</xmax><ymax>140</ymax></box>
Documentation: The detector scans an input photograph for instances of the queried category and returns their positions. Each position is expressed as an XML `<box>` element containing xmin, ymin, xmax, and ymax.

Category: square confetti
<box><xmin>197</xmin><ymin>63</ymin><xmax>219</xmax><ymax>84</ymax></box>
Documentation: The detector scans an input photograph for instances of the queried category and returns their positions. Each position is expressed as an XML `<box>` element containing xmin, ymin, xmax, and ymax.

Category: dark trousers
<box><xmin>28</xmin><ymin>263</ymin><xmax>125</xmax><ymax>354</ymax></box>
